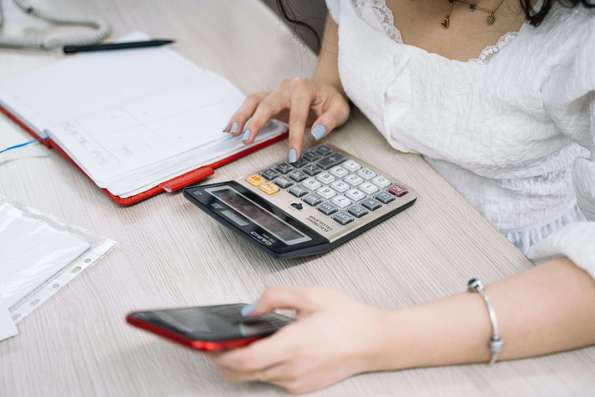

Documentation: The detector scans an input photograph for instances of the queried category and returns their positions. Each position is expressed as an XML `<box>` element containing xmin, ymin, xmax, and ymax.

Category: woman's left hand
<box><xmin>208</xmin><ymin>287</ymin><xmax>389</xmax><ymax>395</ymax></box>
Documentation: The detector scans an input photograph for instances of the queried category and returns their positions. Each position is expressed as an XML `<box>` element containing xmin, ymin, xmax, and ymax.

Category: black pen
<box><xmin>63</xmin><ymin>39</ymin><xmax>175</xmax><ymax>55</ymax></box>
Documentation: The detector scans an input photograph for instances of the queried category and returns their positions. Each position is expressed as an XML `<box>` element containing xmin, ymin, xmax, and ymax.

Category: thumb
<box><xmin>242</xmin><ymin>287</ymin><xmax>317</xmax><ymax>317</ymax></box>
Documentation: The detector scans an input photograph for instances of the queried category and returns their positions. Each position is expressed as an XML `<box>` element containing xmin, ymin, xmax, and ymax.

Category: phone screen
<box><xmin>129</xmin><ymin>303</ymin><xmax>291</xmax><ymax>341</ymax></box>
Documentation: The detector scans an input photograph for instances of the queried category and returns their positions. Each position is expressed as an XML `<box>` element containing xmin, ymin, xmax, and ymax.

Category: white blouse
<box><xmin>325</xmin><ymin>0</ymin><xmax>595</xmax><ymax>277</ymax></box>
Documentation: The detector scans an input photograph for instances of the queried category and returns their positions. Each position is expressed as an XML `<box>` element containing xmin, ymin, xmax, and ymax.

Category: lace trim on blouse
<box><xmin>354</xmin><ymin>0</ymin><xmax>519</xmax><ymax>64</ymax></box>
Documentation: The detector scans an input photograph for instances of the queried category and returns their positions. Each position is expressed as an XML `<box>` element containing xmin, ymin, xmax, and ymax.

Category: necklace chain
<box><xmin>442</xmin><ymin>0</ymin><xmax>506</xmax><ymax>28</ymax></box>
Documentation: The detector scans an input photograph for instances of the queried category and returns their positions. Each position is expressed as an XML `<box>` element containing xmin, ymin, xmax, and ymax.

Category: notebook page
<box><xmin>0</xmin><ymin>35</ymin><xmax>203</xmax><ymax>137</ymax></box>
<box><xmin>0</xmin><ymin>35</ymin><xmax>255</xmax><ymax>194</ymax></box>
<box><xmin>113</xmin><ymin>120</ymin><xmax>287</xmax><ymax>197</ymax></box>
<box><xmin>47</xmin><ymin>70</ymin><xmax>245</xmax><ymax>187</ymax></box>
<box><xmin>0</xmin><ymin>32</ymin><xmax>288</xmax><ymax>198</ymax></box>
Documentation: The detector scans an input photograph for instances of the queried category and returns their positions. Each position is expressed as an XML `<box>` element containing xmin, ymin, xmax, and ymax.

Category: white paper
<box><xmin>0</xmin><ymin>202</ymin><xmax>90</xmax><ymax>307</ymax></box>
<box><xmin>0</xmin><ymin>32</ymin><xmax>286</xmax><ymax>198</ymax></box>
<box><xmin>0</xmin><ymin>300</ymin><xmax>18</xmax><ymax>342</ymax></box>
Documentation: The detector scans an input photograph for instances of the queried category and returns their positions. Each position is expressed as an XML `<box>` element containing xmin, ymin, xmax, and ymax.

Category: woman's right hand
<box><xmin>223</xmin><ymin>78</ymin><xmax>350</xmax><ymax>163</ymax></box>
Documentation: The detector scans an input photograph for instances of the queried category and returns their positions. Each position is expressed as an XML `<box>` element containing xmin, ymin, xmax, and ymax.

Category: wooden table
<box><xmin>1</xmin><ymin>1</ymin><xmax>594</xmax><ymax>396</ymax></box>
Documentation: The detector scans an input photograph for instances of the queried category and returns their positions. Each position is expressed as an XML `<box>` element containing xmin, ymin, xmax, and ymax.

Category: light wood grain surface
<box><xmin>1</xmin><ymin>1</ymin><xmax>594</xmax><ymax>396</ymax></box>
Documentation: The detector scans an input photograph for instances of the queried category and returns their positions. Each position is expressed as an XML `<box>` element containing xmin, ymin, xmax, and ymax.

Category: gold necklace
<box><xmin>442</xmin><ymin>0</ymin><xmax>506</xmax><ymax>28</ymax></box>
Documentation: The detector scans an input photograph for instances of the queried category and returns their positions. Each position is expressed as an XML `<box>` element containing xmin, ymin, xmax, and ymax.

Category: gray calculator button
<box><xmin>343</xmin><ymin>160</ymin><xmax>362</xmax><ymax>172</ymax></box>
<box><xmin>372</xmin><ymin>175</ymin><xmax>391</xmax><ymax>188</ymax></box>
<box><xmin>316</xmin><ymin>186</ymin><xmax>336</xmax><ymax>199</ymax></box>
<box><xmin>348</xmin><ymin>205</ymin><xmax>369</xmax><ymax>218</ymax></box>
<box><xmin>374</xmin><ymin>191</ymin><xmax>395</xmax><ymax>204</ymax></box>
<box><xmin>303</xmin><ymin>193</ymin><xmax>323</xmax><ymax>206</ymax></box>
<box><xmin>302</xmin><ymin>177</ymin><xmax>322</xmax><ymax>190</ymax></box>
<box><xmin>275</xmin><ymin>162</ymin><xmax>294</xmax><ymax>174</ymax></box>
<box><xmin>315</xmin><ymin>145</ymin><xmax>333</xmax><ymax>156</ymax></box>
<box><xmin>357</xmin><ymin>168</ymin><xmax>376</xmax><ymax>180</ymax></box>
<box><xmin>289</xmin><ymin>158</ymin><xmax>308</xmax><ymax>168</ymax></box>
<box><xmin>330</xmin><ymin>180</ymin><xmax>349</xmax><ymax>193</ymax></box>
<box><xmin>345</xmin><ymin>188</ymin><xmax>366</xmax><ymax>202</ymax></box>
<box><xmin>288</xmin><ymin>170</ymin><xmax>308</xmax><ymax>182</ymax></box>
<box><xmin>303</xmin><ymin>151</ymin><xmax>322</xmax><ymax>162</ymax></box>
<box><xmin>302</xmin><ymin>164</ymin><xmax>322</xmax><ymax>176</ymax></box>
<box><xmin>344</xmin><ymin>174</ymin><xmax>364</xmax><ymax>186</ymax></box>
<box><xmin>318</xmin><ymin>201</ymin><xmax>338</xmax><ymax>215</ymax></box>
<box><xmin>332</xmin><ymin>211</ymin><xmax>354</xmax><ymax>225</ymax></box>
<box><xmin>330</xmin><ymin>166</ymin><xmax>349</xmax><ymax>178</ymax></box>
<box><xmin>289</xmin><ymin>185</ymin><xmax>309</xmax><ymax>198</ymax></box>
<box><xmin>331</xmin><ymin>195</ymin><xmax>352</xmax><ymax>209</ymax></box>
<box><xmin>274</xmin><ymin>176</ymin><xmax>294</xmax><ymax>189</ymax></box>
<box><xmin>361</xmin><ymin>198</ymin><xmax>382</xmax><ymax>211</ymax></box>
<box><xmin>316</xmin><ymin>171</ymin><xmax>335</xmax><ymax>184</ymax></box>
<box><xmin>317</xmin><ymin>153</ymin><xmax>346</xmax><ymax>170</ymax></box>
<box><xmin>261</xmin><ymin>168</ymin><xmax>280</xmax><ymax>180</ymax></box>
<box><xmin>359</xmin><ymin>181</ymin><xmax>378</xmax><ymax>195</ymax></box>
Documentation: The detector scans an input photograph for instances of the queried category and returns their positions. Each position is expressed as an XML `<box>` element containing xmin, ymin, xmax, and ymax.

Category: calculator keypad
<box><xmin>303</xmin><ymin>193</ymin><xmax>323</xmax><ymax>206</ymax></box>
<box><xmin>274</xmin><ymin>176</ymin><xmax>294</xmax><ymax>189</ymax></box>
<box><xmin>289</xmin><ymin>185</ymin><xmax>309</xmax><ymax>198</ymax></box>
<box><xmin>261</xmin><ymin>168</ymin><xmax>280</xmax><ymax>180</ymax></box>
<box><xmin>348</xmin><ymin>205</ymin><xmax>369</xmax><ymax>218</ymax></box>
<box><xmin>332</xmin><ymin>211</ymin><xmax>354</xmax><ymax>225</ymax></box>
<box><xmin>316</xmin><ymin>186</ymin><xmax>336</xmax><ymax>199</ymax></box>
<box><xmin>303</xmin><ymin>178</ymin><xmax>322</xmax><ymax>191</ymax></box>
<box><xmin>288</xmin><ymin>170</ymin><xmax>308</xmax><ymax>182</ymax></box>
<box><xmin>345</xmin><ymin>188</ymin><xmax>366</xmax><ymax>202</ymax></box>
<box><xmin>331</xmin><ymin>195</ymin><xmax>352</xmax><ymax>209</ymax></box>
<box><xmin>246</xmin><ymin>174</ymin><xmax>265</xmax><ymax>187</ymax></box>
<box><xmin>275</xmin><ymin>162</ymin><xmax>294</xmax><ymax>174</ymax></box>
<box><xmin>259</xmin><ymin>182</ymin><xmax>279</xmax><ymax>195</ymax></box>
<box><xmin>316</xmin><ymin>172</ymin><xmax>335</xmax><ymax>184</ymax></box>
<box><xmin>249</xmin><ymin>145</ymin><xmax>409</xmax><ymax>227</ymax></box>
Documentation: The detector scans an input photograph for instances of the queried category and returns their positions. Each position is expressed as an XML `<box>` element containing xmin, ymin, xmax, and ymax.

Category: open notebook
<box><xmin>0</xmin><ymin>33</ymin><xmax>287</xmax><ymax>205</ymax></box>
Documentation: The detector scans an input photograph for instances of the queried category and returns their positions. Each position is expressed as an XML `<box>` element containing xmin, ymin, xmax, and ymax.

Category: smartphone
<box><xmin>126</xmin><ymin>303</ymin><xmax>292</xmax><ymax>351</ymax></box>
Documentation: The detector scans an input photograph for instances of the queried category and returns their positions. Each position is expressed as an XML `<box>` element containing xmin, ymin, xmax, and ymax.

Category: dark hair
<box><xmin>277</xmin><ymin>0</ymin><xmax>594</xmax><ymax>52</ymax></box>
<box><xmin>521</xmin><ymin>0</ymin><xmax>594</xmax><ymax>26</ymax></box>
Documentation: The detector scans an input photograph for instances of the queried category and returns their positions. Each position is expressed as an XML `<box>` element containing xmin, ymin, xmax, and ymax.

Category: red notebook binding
<box><xmin>1</xmin><ymin>106</ymin><xmax>287</xmax><ymax>206</ymax></box>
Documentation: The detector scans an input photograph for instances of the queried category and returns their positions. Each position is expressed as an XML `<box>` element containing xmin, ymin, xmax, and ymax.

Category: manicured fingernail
<box><xmin>230</xmin><ymin>122</ymin><xmax>240</xmax><ymax>134</ymax></box>
<box><xmin>288</xmin><ymin>148</ymin><xmax>297</xmax><ymax>163</ymax></box>
<box><xmin>311</xmin><ymin>124</ymin><xmax>326</xmax><ymax>141</ymax></box>
<box><xmin>242</xmin><ymin>129</ymin><xmax>251</xmax><ymax>143</ymax></box>
<box><xmin>241</xmin><ymin>303</ymin><xmax>257</xmax><ymax>316</ymax></box>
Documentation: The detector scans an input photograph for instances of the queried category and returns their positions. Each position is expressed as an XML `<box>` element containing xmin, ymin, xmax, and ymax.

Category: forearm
<box><xmin>313</xmin><ymin>16</ymin><xmax>344</xmax><ymax>95</ymax></box>
<box><xmin>368</xmin><ymin>258</ymin><xmax>595</xmax><ymax>371</ymax></box>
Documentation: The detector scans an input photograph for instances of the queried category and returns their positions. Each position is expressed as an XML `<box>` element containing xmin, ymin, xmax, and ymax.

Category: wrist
<box><xmin>361</xmin><ymin>308</ymin><xmax>419</xmax><ymax>372</ymax></box>
<box><xmin>361</xmin><ymin>295</ymin><xmax>494</xmax><ymax>373</ymax></box>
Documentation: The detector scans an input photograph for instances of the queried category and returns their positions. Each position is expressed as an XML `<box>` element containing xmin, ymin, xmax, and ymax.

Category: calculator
<box><xmin>183</xmin><ymin>144</ymin><xmax>417</xmax><ymax>259</ymax></box>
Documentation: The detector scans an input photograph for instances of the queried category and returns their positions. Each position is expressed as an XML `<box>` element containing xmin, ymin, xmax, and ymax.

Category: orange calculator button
<box><xmin>246</xmin><ymin>174</ymin><xmax>265</xmax><ymax>187</ymax></box>
<box><xmin>259</xmin><ymin>182</ymin><xmax>279</xmax><ymax>195</ymax></box>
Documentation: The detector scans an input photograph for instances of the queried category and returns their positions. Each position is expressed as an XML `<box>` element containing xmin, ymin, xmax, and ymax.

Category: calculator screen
<box><xmin>207</xmin><ymin>187</ymin><xmax>311</xmax><ymax>245</ymax></box>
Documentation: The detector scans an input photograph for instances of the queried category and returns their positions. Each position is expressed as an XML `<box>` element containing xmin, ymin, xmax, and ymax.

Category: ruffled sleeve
<box><xmin>526</xmin><ymin>17</ymin><xmax>595</xmax><ymax>278</ymax></box>
<box><xmin>325</xmin><ymin>0</ymin><xmax>341</xmax><ymax>24</ymax></box>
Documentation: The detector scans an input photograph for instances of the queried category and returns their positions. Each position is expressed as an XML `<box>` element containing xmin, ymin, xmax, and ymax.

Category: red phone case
<box><xmin>126</xmin><ymin>314</ymin><xmax>261</xmax><ymax>352</ymax></box>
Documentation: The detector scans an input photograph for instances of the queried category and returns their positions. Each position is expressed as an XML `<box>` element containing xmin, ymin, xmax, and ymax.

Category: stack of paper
<box><xmin>0</xmin><ymin>33</ymin><xmax>285</xmax><ymax>198</ymax></box>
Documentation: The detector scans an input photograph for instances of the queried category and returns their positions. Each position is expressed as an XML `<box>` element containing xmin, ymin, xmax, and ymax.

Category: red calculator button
<box><xmin>388</xmin><ymin>184</ymin><xmax>408</xmax><ymax>197</ymax></box>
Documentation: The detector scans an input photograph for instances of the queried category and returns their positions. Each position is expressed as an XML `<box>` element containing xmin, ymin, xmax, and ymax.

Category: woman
<box><xmin>216</xmin><ymin>0</ymin><xmax>595</xmax><ymax>394</ymax></box>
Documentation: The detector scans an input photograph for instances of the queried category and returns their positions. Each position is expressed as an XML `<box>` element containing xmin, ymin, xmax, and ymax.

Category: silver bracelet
<box><xmin>467</xmin><ymin>278</ymin><xmax>503</xmax><ymax>365</ymax></box>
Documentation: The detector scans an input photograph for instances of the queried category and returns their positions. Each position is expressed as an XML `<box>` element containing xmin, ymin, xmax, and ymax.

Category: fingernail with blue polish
<box><xmin>242</xmin><ymin>129</ymin><xmax>251</xmax><ymax>143</ymax></box>
<box><xmin>311</xmin><ymin>124</ymin><xmax>326</xmax><ymax>141</ymax></box>
<box><xmin>230</xmin><ymin>122</ymin><xmax>240</xmax><ymax>135</ymax></box>
<box><xmin>241</xmin><ymin>303</ymin><xmax>257</xmax><ymax>316</ymax></box>
<box><xmin>288</xmin><ymin>148</ymin><xmax>297</xmax><ymax>163</ymax></box>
